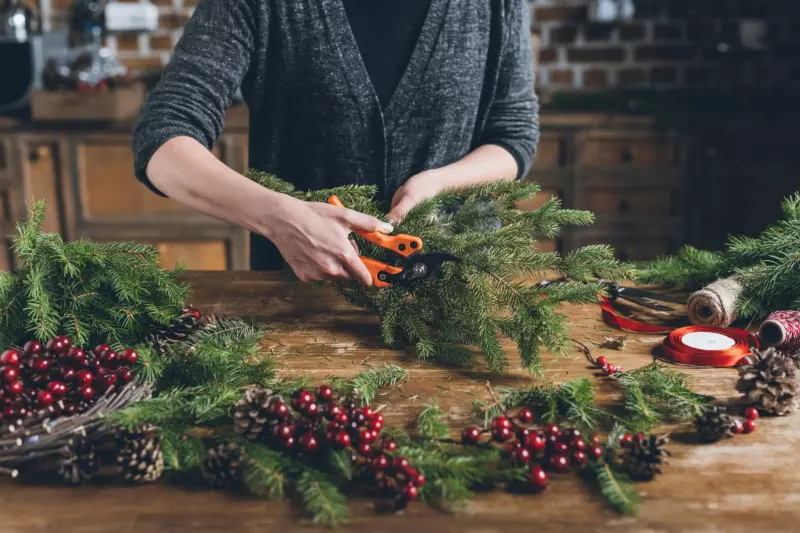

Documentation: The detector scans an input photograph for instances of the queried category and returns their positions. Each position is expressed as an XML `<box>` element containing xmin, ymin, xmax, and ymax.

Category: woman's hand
<box><xmin>388</xmin><ymin>169</ymin><xmax>446</xmax><ymax>222</ymax></box>
<box><xmin>269</xmin><ymin>198</ymin><xmax>393</xmax><ymax>285</ymax></box>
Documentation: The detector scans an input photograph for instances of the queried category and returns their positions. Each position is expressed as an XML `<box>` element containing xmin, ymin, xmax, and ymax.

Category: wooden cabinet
<box><xmin>1</xmin><ymin>123</ymin><xmax>250</xmax><ymax>271</ymax></box>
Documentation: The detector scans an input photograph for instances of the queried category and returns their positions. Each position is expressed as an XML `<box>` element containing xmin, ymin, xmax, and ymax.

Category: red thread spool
<box><xmin>660</xmin><ymin>326</ymin><xmax>757</xmax><ymax>367</ymax></box>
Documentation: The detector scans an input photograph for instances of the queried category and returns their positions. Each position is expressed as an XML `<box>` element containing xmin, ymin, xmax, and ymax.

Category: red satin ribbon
<box><xmin>599</xmin><ymin>296</ymin><xmax>675</xmax><ymax>333</ymax></box>
<box><xmin>660</xmin><ymin>326</ymin><xmax>758</xmax><ymax>367</ymax></box>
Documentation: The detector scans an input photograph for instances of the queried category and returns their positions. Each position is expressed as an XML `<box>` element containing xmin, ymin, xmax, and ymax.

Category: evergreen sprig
<box><xmin>0</xmin><ymin>201</ymin><xmax>189</xmax><ymax>348</ymax></box>
<box><xmin>247</xmin><ymin>171</ymin><xmax>633</xmax><ymax>373</ymax></box>
<box><xmin>637</xmin><ymin>191</ymin><xmax>800</xmax><ymax>319</ymax></box>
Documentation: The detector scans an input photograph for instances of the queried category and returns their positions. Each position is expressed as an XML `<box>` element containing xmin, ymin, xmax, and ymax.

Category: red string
<box><xmin>599</xmin><ymin>296</ymin><xmax>674</xmax><ymax>333</ymax></box>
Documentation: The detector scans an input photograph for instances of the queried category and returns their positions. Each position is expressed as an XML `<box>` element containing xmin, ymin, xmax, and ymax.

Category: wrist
<box><xmin>254</xmin><ymin>192</ymin><xmax>302</xmax><ymax>240</ymax></box>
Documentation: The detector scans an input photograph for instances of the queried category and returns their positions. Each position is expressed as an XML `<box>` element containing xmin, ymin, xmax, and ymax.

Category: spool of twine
<box><xmin>687</xmin><ymin>277</ymin><xmax>743</xmax><ymax>327</ymax></box>
<box><xmin>759</xmin><ymin>310</ymin><xmax>800</xmax><ymax>348</ymax></box>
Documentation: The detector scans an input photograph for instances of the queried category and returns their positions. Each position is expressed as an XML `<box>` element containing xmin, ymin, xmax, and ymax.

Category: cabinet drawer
<box><xmin>532</xmin><ymin>134</ymin><xmax>566</xmax><ymax>168</ymax></box>
<box><xmin>578</xmin><ymin>133</ymin><xmax>678</xmax><ymax>167</ymax></box>
<box><xmin>516</xmin><ymin>189</ymin><xmax>561</xmax><ymax>211</ymax></box>
<box><xmin>583</xmin><ymin>187</ymin><xmax>675</xmax><ymax>216</ymax></box>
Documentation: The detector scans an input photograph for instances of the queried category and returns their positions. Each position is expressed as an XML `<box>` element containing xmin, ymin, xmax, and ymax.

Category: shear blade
<box><xmin>400</xmin><ymin>252</ymin><xmax>460</xmax><ymax>283</ymax></box>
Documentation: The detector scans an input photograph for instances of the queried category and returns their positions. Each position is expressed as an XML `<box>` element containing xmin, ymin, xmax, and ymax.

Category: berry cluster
<box><xmin>731</xmin><ymin>407</ymin><xmax>759</xmax><ymax>435</ymax></box>
<box><xmin>462</xmin><ymin>408</ymin><xmax>605</xmax><ymax>490</ymax></box>
<box><xmin>261</xmin><ymin>386</ymin><xmax>422</xmax><ymax>508</ymax></box>
<box><xmin>0</xmin><ymin>337</ymin><xmax>138</xmax><ymax>423</ymax></box>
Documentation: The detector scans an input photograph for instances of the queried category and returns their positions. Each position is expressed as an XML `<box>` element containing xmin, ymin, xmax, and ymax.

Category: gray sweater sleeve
<box><xmin>479</xmin><ymin>0</ymin><xmax>540</xmax><ymax>180</ymax></box>
<box><xmin>131</xmin><ymin>0</ymin><xmax>257</xmax><ymax>196</ymax></box>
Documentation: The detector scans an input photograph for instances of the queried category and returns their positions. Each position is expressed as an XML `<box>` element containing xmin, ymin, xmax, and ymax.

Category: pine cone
<box><xmin>736</xmin><ymin>348</ymin><xmax>800</xmax><ymax>416</ymax></box>
<box><xmin>233</xmin><ymin>387</ymin><xmax>274</xmax><ymax>440</ymax></box>
<box><xmin>202</xmin><ymin>442</ymin><xmax>246</xmax><ymax>489</ymax></box>
<box><xmin>694</xmin><ymin>405</ymin><xmax>733</xmax><ymax>443</ymax></box>
<box><xmin>145</xmin><ymin>308</ymin><xmax>206</xmax><ymax>356</ymax></box>
<box><xmin>116</xmin><ymin>425</ymin><xmax>164</xmax><ymax>484</ymax></box>
<box><xmin>58</xmin><ymin>438</ymin><xmax>98</xmax><ymax>485</ymax></box>
<box><xmin>622</xmin><ymin>434</ymin><xmax>670</xmax><ymax>481</ymax></box>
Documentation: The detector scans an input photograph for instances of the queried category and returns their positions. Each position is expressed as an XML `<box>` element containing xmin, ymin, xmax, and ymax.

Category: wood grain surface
<box><xmin>0</xmin><ymin>272</ymin><xmax>797</xmax><ymax>533</ymax></box>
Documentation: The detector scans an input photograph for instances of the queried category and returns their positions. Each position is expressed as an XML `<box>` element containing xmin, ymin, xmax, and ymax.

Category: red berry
<box><xmin>514</xmin><ymin>447</ymin><xmax>532</xmax><ymax>464</ymax></box>
<box><xmin>93</xmin><ymin>344</ymin><xmax>110</xmax><ymax>356</ymax></box>
<box><xmin>76</xmin><ymin>370</ymin><xmax>94</xmax><ymax>386</ymax></box>
<box><xmin>401</xmin><ymin>483</ymin><xmax>418</xmax><ymax>501</ymax></box>
<box><xmin>589</xmin><ymin>445</ymin><xmax>603</xmax><ymax>459</ymax></box>
<box><xmin>393</xmin><ymin>457</ymin><xmax>411</xmax><ymax>471</ymax></box>
<box><xmin>563</xmin><ymin>428</ymin><xmax>581</xmax><ymax>440</ymax></box>
<box><xmin>492</xmin><ymin>426</ymin><xmax>513</xmax><ymax>442</ymax></box>
<box><xmin>493</xmin><ymin>416</ymin><xmax>512</xmax><ymax>431</ymax></box>
<box><xmin>743</xmin><ymin>419</ymin><xmax>756</xmax><ymax>434</ymax></box>
<box><xmin>745</xmin><ymin>407</ymin><xmax>759</xmax><ymax>421</ymax></box>
<box><xmin>47</xmin><ymin>381</ymin><xmax>67</xmax><ymax>396</ymax></box>
<box><xmin>299</xmin><ymin>433</ymin><xmax>319</xmax><ymax>452</ymax></box>
<box><xmin>360</xmin><ymin>429</ymin><xmax>378</xmax><ymax>444</ymax></box>
<box><xmin>619</xmin><ymin>433</ymin><xmax>634</xmax><ymax>447</ymax></box>
<box><xmin>31</xmin><ymin>358</ymin><xmax>51</xmax><ymax>373</ymax></box>
<box><xmin>374</xmin><ymin>413</ymin><xmax>384</xmax><ymax>425</ymax></box>
<box><xmin>604</xmin><ymin>365</ymin><xmax>616</xmax><ymax>375</ymax></box>
<box><xmin>283</xmin><ymin>436</ymin><xmax>295</xmax><ymax>449</ymax></box>
<box><xmin>23</xmin><ymin>340</ymin><xmax>42</xmax><ymax>356</ymax></box>
<box><xmin>77</xmin><ymin>385</ymin><xmax>94</xmax><ymax>400</ymax></box>
<box><xmin>525</xmin><ymin>432</ymin><xmax>547</xmax><ymax>453</ymax></box>
<box><xmin>518</xmin><ymin>408</ymin><xmax>534</xmax><ymax>424</ymax></box>
<box><xmin>118</xmin><ymin>367</ymin><xmax>134</xmax><ymax>384</ymax></box>
<box><xmin>382</xmin><ymin>440</ymin><xmax>397</xmax><ymax>452</ymax></box>
<box><xmin>373</xmin><ymin>455</ymin><xmax>390</xmax><ymax>471</ymax></box>
<box><xmin>37</xmin><ymin>390</ymin><xmax>54</xmax><ymax>407</ymax></box>
<box><xmin>122</xmin><ymin>348</ymin><xmax>139</xmax><ymax>365</ymax></box>
<box><xmin>71</xmin><ymin>350</ymin><xmax>88</xmax><ymax>366</ymax></box>
<box><xmin>370</xmin><ymin>419</ymin><xmax>384</xmax><ymax>432</ymax></box>
<box><xmin>590</xmin><ymin>435</ymin><xmax>602</xmax><ymax>446</ymax></box>
<box><xmin>98</xmin><ymin>372</ymin><xmax>117</xmax><ymax>390</ymax></box>
<box><xmin>304</xmin><ymin>402</ymin><xmax>320</xmax><ymax>417</ymax></box>
<box><xmin>316</xmin><ymin>385</ymin><xmax>334</xmax><ymax>402</ymax></box>
<box><xmin>571</xmin><ymin>438</ymin><xmax>586</xmax><ymax>451</ymax></box>
<box><xmin>357</xmin><ymin>442</ymin><xmax>372</xmax><ymax>456</ymax></box>
<box><xmin>572</xmin><ymin>450</ymin><xmax>587</xmax><ymax>465</ymax></box>
<box><xmin>334</xmin><ymin>431</ymin><xmax>351</xmax><ymax>448</ymax></box>
<box><xmin>100</xmin><ymin>351</ymin><xmax>119</xmax><ymax>368</ymax></box>
<box><xmin>361</xmin><ymin>407</ymin><xmax>375</xmax><ymax>419</ymax></box>
<box><xmin>0</xmin><ymin>350</ymin><xmax>20</xmax><ymax>366</ymax></box>
<box><xmin>731</xmin><ymin>419</ymin><xmax>744</xmax><ymax>434</ymax></box>
<box><xmin>462</xmin><ymin>426</ymin><xmax>482</xmax><ymax>444</ymax></box>
<box><xmin>297</xmin><ymin>390</ymin><xmax>313</xmax><ymax>404</ymax></box>
<box><xmin>336</xmin><ymin>412</ymin><xmax>349</xmax><ymax>425</ymax></box>
<box><xmin>615</xmin><ymin>366</ymin><xmax>624</xmax><ymax>373</ymax></box>
<box><xmin>60</xmin><ymin>367</ymin><xmax>77</xmax><ymax>381</ymax></box>
<box><xmin>46</xmin><ymin>336</ymin><xmax>71</xmax><ymax>354</ymax></box>
<box><xmin>189</xmin><ymin>308</ymin><xmax>202</xmax><ymax>321</ymax></box>
<box><xmin>529</xmin><ymin>465</ymin><xmax>548</xmax><ymax>489</ymax></box>
<box><xmin>325</xmin><ymin>404</ymin><xmax>341</xmax><ymax>419</ymax></box>
<box><xmin>2</xmin><ymin>367</ymin><xmax>18</xmax><ymax>382</ymax></box>
<box><xmin>7</xmin><ymin>381</ymin><xmax>22</xmax><ymax>395</ymax></box>
<box><xmin>505</xmin><ymin>441</ymin><xmax>522</xmax><ymax>452</ymax></box>
<box><xmin>552</xmin><ymin>441</ymin><xmax>569</xmax><ymax>454</ymax></box>
<box><xmin>3</xmin><ymin>406</ymin><xmax>15</xmax><ymax>418</ymax></box>
<box><xmin>274</xmin><ymin>424</ymin><xmax>294</xmax><ymax>439</ymax></box>
<box><xmin>549</xmin><ymin>454</ymin><xmax>569</xmax><ymax>472</ymax></box>
<box><xmin>544</xmin><ymin>424</ymin><xmax>560</xmax><ymax>437</ymax></box>
<box><xmin>596</xmin><ymin>356</ymin><xmax>608</xmax><ymax>367</ymax></box>
<box><xmin>414</xmin><ymin>473</ymin><xmax>426</xmax><ymax>487</ymax></box>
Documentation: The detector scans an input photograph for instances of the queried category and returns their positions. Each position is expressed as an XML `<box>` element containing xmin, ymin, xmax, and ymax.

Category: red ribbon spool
<box><xmin>660</xmin><ymin>325</ymin><xmax>758</xmax><ymax>367</ymax></box>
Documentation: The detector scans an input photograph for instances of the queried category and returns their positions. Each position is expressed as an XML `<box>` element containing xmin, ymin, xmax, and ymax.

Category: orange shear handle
<box><xmin>327</xmin><ymin>195</ymin><xmax>423</xmax><ymax>258</ymax></box>
<box><xmin>361</xmin><ymin>257</ymin><xmax>402</xmax><ymax>289</ymax></box>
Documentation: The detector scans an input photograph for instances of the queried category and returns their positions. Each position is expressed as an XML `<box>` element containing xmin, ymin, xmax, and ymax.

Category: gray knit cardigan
<box><xmin>132</xmin><ymin>0</ymin><xmax>540</xmax><ymax>269</ymax></box>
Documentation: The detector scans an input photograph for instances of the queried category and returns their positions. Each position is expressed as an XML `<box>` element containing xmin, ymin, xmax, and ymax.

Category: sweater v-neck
<box><xmin>325</xmin><ymin>0</ymin><xmax>449</xmax><ymax>124</ymax></box>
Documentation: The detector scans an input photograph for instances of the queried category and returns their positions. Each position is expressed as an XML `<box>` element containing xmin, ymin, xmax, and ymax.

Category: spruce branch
<box><xmin>417</xmin><ymin>400</ymin><xmax>451</xmax><ymax>440</ymax></box>
<box><xmin>297</xmin><ymin>470</ymin><xmax>350</xmax><ymax>527</ymax></box>
<box><xmin>333</xmin><ymin>364</ymin><xmax>408</xmax><ymax>405</ymax></box>
<box><xmin>589</xmin><ymin>461</ymin><xmax>642</xmax><ymax>515</ymax></box>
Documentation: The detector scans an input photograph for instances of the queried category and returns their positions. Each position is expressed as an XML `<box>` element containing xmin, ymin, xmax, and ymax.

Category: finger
<box><xmin>349</xmin><ymin>238</ymin><xmax>360</xmax><ymax>255</ymax></box>
<box><xmin>342</xmin><ymin>252</ymin><xmax>373</xmax><ymax>287</ymax></box>
<box><xmin>390</xmin><ymin>187</ymin><xmax>406</xmax><ymax>210</ymax></box>
<box><xmin>342</xmin><ymin>208</ymin><xmax>393</xmax><ymax>234</ymax></box>
<box><xmin>387</xmin><ymin>196</ymin><xmax>415</xmax><ymax>223</ymax></box>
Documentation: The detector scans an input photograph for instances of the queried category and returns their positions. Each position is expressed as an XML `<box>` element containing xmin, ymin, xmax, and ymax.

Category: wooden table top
<box><xmin>1</xmin><ymin>272</ymin><xmax>797</xmax><ymax>533</ymax></box>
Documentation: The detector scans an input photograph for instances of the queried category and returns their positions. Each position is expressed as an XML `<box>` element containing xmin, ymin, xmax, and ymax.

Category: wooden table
<box><xmin>1</xmin><ymin>272</ymin><xmax>798</xmax><ymax>532</ymax></box>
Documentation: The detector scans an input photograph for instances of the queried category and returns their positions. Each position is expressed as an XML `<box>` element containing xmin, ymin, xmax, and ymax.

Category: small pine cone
<box><xmin>622</xmin><ymin>434</ymin><xmax>670</xmax><ymax>481</ymax></box>
<box><xmin>116</xmin><ymin>425</ymin><xmax>164</xmax><ymax>484</ymax></box>
<box><xmin>145</xmin><ymin>308</ymin><xmax>207</xmax><ymax>356</ymax></box>
<box><xmin>233</xmin><ymin>387</ymin><xmax>274</xmax><ymax>440</ymax></box>
<box><xmin>736</xmin><ymin>348</ymin><xmax>800</xmax><ymax>416</ymax></box>
<box><xmin>202</xmin><ymin>442</ymin><xmax>246</xmax><ymax>489</ymax></box>
<box><xmin>58</xmin><ymin>438</ymin><xmax>98</xmax><ymax>485</ymax></box>
<box><xmin>694</xmin><ymin>405</ymin><xmax>733</xmax><ymax>443</ymax></box>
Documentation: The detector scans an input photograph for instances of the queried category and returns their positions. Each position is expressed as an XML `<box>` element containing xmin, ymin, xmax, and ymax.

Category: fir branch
<box><xmin>417</xmin><ymin>400</ymin><xmax>451</xmax><ymax>440</ymax></box>
<box><xmin>343</xmin><ymin>364</ymin><xmax>408</xmax><ymax>405</ymax></box>
<box><xmin>328</xmin><ymin>449</ymin><xmax>354</xmax><ymax>481</ymax></box>
<box><xmin>297</xmin><ymin>470</ymin><xmax>350</xmax><ymax>527</ymax></box>
<box><xmin>242</xmin><ymin>441</ymin><xmax>289</xmax><ymax>500</ymax></box>
<box><xmin>589</xmin><ymin>461</ymin><xmax>642</xmax><ymax>515</ymax></box>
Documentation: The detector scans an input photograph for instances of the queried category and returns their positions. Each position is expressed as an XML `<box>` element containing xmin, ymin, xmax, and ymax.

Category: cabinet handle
<box><xmin>29</xmin><ymin>145</ymin><xmax>50</xmax><ymax>162</ymax></box>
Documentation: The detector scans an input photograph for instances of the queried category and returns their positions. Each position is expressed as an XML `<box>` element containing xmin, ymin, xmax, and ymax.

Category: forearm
<box><xmin>431</xmin><ymin>144</ymin><xmax>518</xmax><ymax>188</ymax></box>
<box><xmin>146</xmin><ymin>136</ymin><xmax>295</xmax><ymax>238</ymax></box>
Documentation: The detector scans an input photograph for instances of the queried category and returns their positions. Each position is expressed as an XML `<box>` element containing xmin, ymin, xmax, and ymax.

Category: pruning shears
<box><xmin>327</xmin><ymin>195</ymin><xmax>460</xmax><ymax>288</ymax></box>
<box><xmin>537</xmin><ymin>275</ymin><xmax>685</xmax><ymax>312</ymax></box>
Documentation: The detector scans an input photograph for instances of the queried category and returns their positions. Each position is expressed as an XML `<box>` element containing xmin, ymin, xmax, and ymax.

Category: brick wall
<box><xmin>531</xmin><ymin>0</ymin><xmax>800</xmax><ymax>91</ymax></box>
<box><xmin>40</xmin><ymin>0</ymin><xmax>800</xmax><ymax>92</ymax></box>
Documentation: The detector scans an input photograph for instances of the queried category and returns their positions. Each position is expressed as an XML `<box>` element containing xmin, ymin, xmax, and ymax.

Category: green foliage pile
<box><xmin>247</xmin><ymin>171</ymin><xmax>633</xmax><ymax>374</ymax></box>
<box><xmin>637</xmin><ymin>192</ymin><xmax>800</xmax><ymax>319</ymax></box>
<box><xmin>0</xmin><ymin>201</ymin><xmax>189</xmax><ymax>348</ymax></box>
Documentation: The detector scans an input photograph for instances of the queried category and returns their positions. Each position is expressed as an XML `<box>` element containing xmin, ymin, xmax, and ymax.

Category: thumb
<box><xmin>387</xmin><ymin>197</ymin><xmax>415</xmax><ymax>223</ymax></box>
<box><xmin>342</xmin><ymin>208</ymin><xmax>394</xmax><ymax>234</ymax></box>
